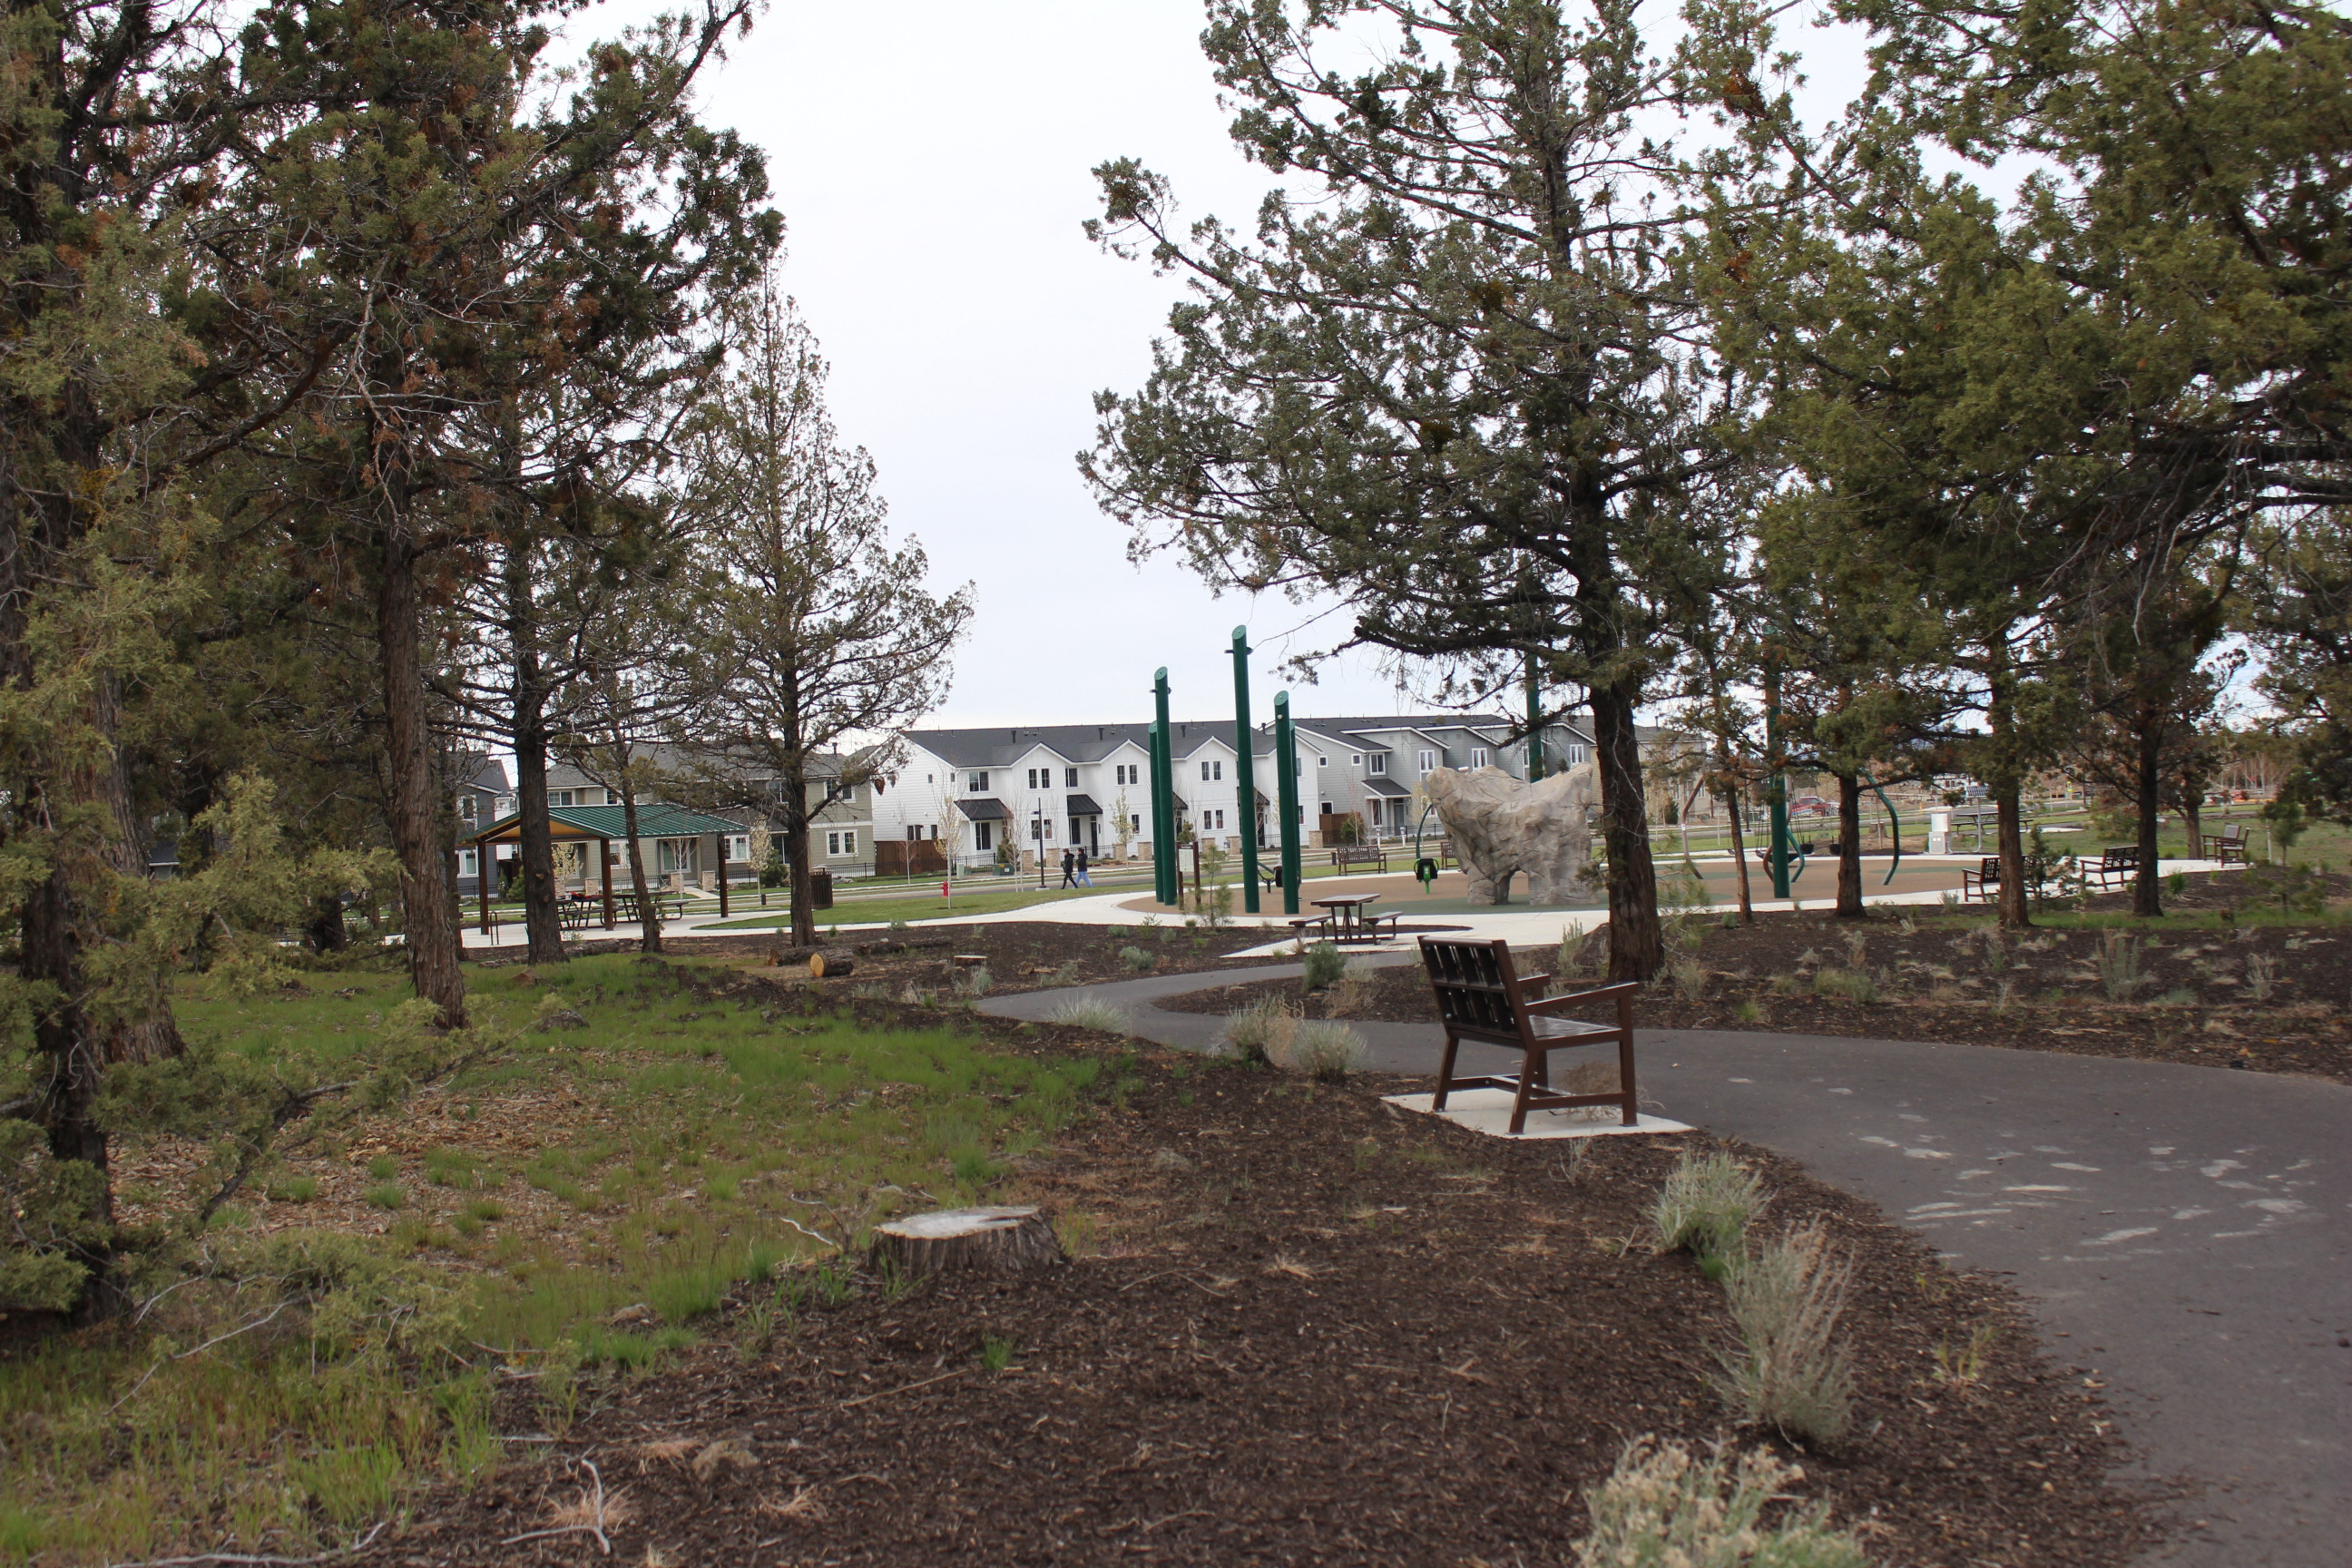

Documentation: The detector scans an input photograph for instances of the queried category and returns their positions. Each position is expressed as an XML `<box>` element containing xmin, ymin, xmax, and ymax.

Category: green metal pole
<box><xmin>1230</xmin><ymin>627</ymin><xmax>1261</xmax><ymax>914</ymax></box>
<box><xmin>1525</xmin><ymin>652</ymin><xmax>1544</xmax><ymax>780</ymax></box>
<box><xmin>1273</xmin><ymin>691</ymin><xmax>1301</xmax><ymax>916</ymax></box>
<box><xmin>1152</xmin><ymin>669</ymin><xmax>1175</xmax><ymax>906</ymax></box>
<box><xmin>1765</xmin><ymin>657</ymin><xmax>1791</xmax><ymax>898</ymax></box>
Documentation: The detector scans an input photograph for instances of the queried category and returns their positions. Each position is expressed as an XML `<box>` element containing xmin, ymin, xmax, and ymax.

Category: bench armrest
<box><xmin>1525</xmin><ymin>980</ymin><xmax>1640</xmax><ymax>1013</ymax></box>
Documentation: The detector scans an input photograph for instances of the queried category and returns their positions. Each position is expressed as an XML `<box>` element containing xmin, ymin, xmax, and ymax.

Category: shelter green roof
<box><xmin>467</xmin><ymin>803</ymin><xmax>749</xmax><ymax>845</ymax></box>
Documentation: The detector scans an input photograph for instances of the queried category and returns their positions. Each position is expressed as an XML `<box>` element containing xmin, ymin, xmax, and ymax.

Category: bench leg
<box><xmin>1509</xmin><ymin>1048</ymin><xmax>1541</xmax><ymax>1135</ymax></box>
<box><xmin>1432</xmin><ymin>1033</ymin><xmax>1463</xmax><ymax>1112</ymax></box>
<box><xmin>1616</xmin><ymin>1032</ymin><xmax>1639</xmax><ymax>1127</ymax></box>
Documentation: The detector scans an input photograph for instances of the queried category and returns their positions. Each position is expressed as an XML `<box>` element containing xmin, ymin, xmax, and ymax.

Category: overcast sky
<box><xmin>601</xmin><ymin>2</ymin><xmax>1880</xmax><ymax>730</ymax></box>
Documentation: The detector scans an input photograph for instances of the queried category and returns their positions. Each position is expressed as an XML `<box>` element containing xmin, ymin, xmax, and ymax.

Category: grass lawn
<box><xmin>0</xmin><ymin>955</ymin><xmax>1109</xmax><ymax>1565</ymax></box>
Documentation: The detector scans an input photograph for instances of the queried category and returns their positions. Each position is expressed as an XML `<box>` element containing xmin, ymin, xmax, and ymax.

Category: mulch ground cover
<box><xmin>366</xmin><ymin>1016</ymin><xmax>2158</xmax><ymax>1568</ymax></box>
<box><xmin>1163</xmin><ymin>880</ymin><xmax>2352</xmax><ymax>1083</ymax></box>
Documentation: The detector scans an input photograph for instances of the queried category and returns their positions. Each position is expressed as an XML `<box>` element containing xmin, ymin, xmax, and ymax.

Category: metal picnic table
<box><xmin>1308</xmin><ymin>892</ymin><xmax>1400</xmax><ymax>946</ymax></box>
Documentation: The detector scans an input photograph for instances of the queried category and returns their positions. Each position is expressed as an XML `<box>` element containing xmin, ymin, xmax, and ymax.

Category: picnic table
<box><xmin>1298</xmin><ymin>893</ymin><xmax>1402</xmax><ymax>946</ymax></box>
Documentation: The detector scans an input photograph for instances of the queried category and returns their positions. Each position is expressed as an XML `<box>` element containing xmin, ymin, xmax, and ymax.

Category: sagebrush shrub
<box><xmin>1650</xmin><ymin>1151</ymin><xmax>1762</xmax><ymax>1263</ymax></box>
<box><xmin>1222</xmin><ymin>995</ymin><xmax>1293</xmax><ymax>1065</ymax></box>
<box><xmin>1277</xmin><ymin>1020</ymin><xmax>1365</xmax><ymax>1082</ymax></box>
<box><xmin>1046</xmin><ymin>997</ymin><xmax>1132</xmax><ymax>1035</ymax></box>
<box><xmin>1574</xmin><ymin>1436</ymin><xmax>1869</xmax><ymax>1567</ymax></box>
<box><xmin>1711</xmin><ymin>1220</ymin><xmax>1857</xmax><ymax>1443</ymax></box>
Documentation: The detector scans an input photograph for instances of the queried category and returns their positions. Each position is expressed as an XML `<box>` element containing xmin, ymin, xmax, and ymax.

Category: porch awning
<box><xmin>958</xmin><ymin>797</ymin><xmax>1011</xmax><ymax>821</ymax></box>
<box><xmin>1064</xmin><ymin>794</ymin><xmax>1102</xmax><ymax>816</ymax></box>
<box><xmin>1363</xmin><ymin>777</ymin><xmax>1411</xmax><ymax>798</ymax></box>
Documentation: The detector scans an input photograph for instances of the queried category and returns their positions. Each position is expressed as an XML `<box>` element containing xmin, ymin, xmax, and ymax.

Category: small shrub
<box><xmin>951</xmin><ymin>964</ymin><xmax>993</xmax><ymax>998</ymax></box>
<box><xmin>1327</xmin><ymin>959</ymin><xmax>1377</xmax><ymax>1016</ymax></box>
<box><xmin>1930</xmin><ymin>1321</ymin><xmax>2001</xmax><ymax>1388</ymax></box>
<box><xmin>2242</xmin><ymin>952</ymin><xmax>2278</xmax><ymax>1003</ymax></box>
<box><xmin>366</xmin><ymin>1154</ymin><xmax>397</xmax><ymax>1181</ymax></box>
<box><xmin>363</xmin><ymin>1183</ymin><xmax>406</xmax><ymax>1210</ymax></box>
<box><xmin>267</xmin><ymin>1176</ymin><xmax>319</xmax><ymax>1203</ymax></box>
<box><xmin>1047</xmin><ymin>960</ymin><xmax>1081</xmax><ymax>985</ymax></box>
<box><xmin>1667</xmin><ymin>953</ymin><xmax>1708</xmax><ymax>1004</ymax></box>
<box><xmin>1711</xmin><ymin>1220</ymin><xmax>1857</xmax><ymax>1442</ymax></box>
<box><xmin>1054</xmin><ymin>1210</ymin><xmax>1097</xmax><ymax>1257</ymax></box>
<box><xmin>1277</xmin><ymin>1020</ymin><xmax>1366</xmax><ymax>1082</ymax></box>
<box><xmin>1650</xmin><ymin>1151</ymin><xmax>1762</xmax><ymax>1266</ymax></box>
<box><xmin>1222</xmin><ymin>995</ymin><xmax>1294</xmax><ymax>1065</ymax></box>
<box><xmin>1300</xmin><ymin>940</ymin><xmax>1346</xmax><ymax>991</ymax></box>
<box><xmin>1047</xmin><ymin>996</ymin><xmax>1132</xmax><ymax>1035</ymax></box>
<box><xmin>2096</xmin><ymin>930</ymin><xmax>2151</xmax><ymax>1003</ymax></box>
<box><xmin>1119</xmin><ymin>945</ymin><xmax>1157</xmax><ymax>973</ymax></box>
<box><xmin>978</xmin><ymin>1334</ymin><xmax>1017</xmax><ymax>1372</ymax></box>
<box><xmin>1573</xmin><ymin>1436</ymin><xmax>1868</xmax><ymax>1567</ymax></box>
<box><xmin>1732</xmin><ymin>999</ymin><xmax>1764</xmax><ymax>1024</ymax></box>
<box><xmin>1809</xmin><ymin>967</ymin><xmax>1878</xmax><ymax>1004</ymax></box>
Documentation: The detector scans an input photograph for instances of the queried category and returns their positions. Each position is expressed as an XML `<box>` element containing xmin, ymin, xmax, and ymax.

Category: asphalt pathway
<box><xmin>981</xmin><ymin>962</ymin><xmax>2350</xmax><ymax>1568</ymax></box>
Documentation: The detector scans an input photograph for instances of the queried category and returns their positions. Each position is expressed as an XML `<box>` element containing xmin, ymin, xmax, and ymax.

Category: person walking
<box><xmin>1059</xmin><ymin>848</ymin><xmax>1077</xmax><ymax>888</ymax></box>
<box><xmin>1074</xmin><ymin>847</ymin><xmax>1093</xmax><ymax>887</ymax></box>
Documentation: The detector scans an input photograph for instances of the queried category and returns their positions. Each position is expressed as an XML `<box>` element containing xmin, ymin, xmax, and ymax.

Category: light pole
<box><xmin>1274</xmin><ymin>691</ymin><xmax>1301</xmax><ymax>916</ymax></box>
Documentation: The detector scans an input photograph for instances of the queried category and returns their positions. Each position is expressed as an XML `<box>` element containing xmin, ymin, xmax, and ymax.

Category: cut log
<box><xmin>868</xmin><ymin>1206</ymin><xmax>1064</xmax><ymax>1279</ymax></box>
<box><xmin>950</xmin><ymin>953</ymin><xmax>988</xmax><ymax>967</ymax></box>
<box><xmin>771</xmin><ymin>942</ymin><xmax>825</xmax><ymax>967</ymax></box>
<box><xmin>808</xmin><ymin>950</ymin><xmax>857</xmax><ymax>978</ymax></box>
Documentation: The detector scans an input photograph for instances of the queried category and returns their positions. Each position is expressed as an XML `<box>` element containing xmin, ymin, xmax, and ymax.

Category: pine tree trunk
<box><xmin>1724</xmin><ymin>783</ymin><xmax>1753</xmax><ymax>924</ymax></box>
<box><xmin>2134</xmin><ymin>709</ymin><xmax>2164</xmax><ymax>917</ymax></box>
<box><xmin>779</xmin><ymin>671</ymin><xmax>816</xmax><ymax>947</ymax></box>
<box><xmin>377</xmin><ymin>533</ymin><xmax>469</xmax><ymax>1026</ymax></box>
<box><xmin>1995</xmin><ymin>785</ymin><xmax>2031</xmax><ymax>927</ymax></box>
<box><xmin>617</xmin><ymin>760</ymin><xmax>660</xmax><ymax>953</ymax></box>
<box><xmin>506</xmin><ymin>545</ymin><xmax>564</xmax><ymax>963</ymax></box>
<box><xmin>1834</xmin><ymin>770</ymin><xmax>1865</xmax><ymax>917</ymax></box>
<box><xmin>1589</xmin><ymin>681</ymin><xmax>1662</xmax><ymax>983</ymax></box>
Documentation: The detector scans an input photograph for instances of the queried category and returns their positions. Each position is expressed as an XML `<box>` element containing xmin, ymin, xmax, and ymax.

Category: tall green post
<box><xmin>1525</xmin><ymin>652</ymin><xmax>1544</xmax><ymax>780</ymax></box>
<box><xmin>1151</xmin><ymin>669</ymin><xmax>1176</xmax><ymax>906</ymax></box>
<box><xmin>1764</xmin><ymin>656</ymin><xmax>1791</xmax><ymax>898</ymax></box>
<box><xmin>1148</xmin><ymin>720</ymin><xmax>1170</xmax><ymax>905</ymax></box>
<box><xmin>1230</xmin><ymin>627</ymin><xmax>1261</xmax><ymax>914</ymax></box>
<box><xmin>1273</xmin><ymin>691</ymin><xmax>1301</xmax><ymax>915</ymax></box>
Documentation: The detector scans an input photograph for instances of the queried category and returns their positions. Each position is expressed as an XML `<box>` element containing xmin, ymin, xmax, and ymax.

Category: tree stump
<box><xmin>867</xmin><ymin>1207</ymin><xmax>1063</xmax><ymax>1279</ymax></box>
<box><xmin>808</xmin><ymin>949</ymin><xmax>857</xmax><ymax>978</ymax></box>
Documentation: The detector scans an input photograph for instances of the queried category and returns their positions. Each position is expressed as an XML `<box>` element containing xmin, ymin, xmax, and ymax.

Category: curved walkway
<box><xmin>980</xmin><ymin>963</ymin><xmax>2349</xmax><ymax>1568</ymax></box>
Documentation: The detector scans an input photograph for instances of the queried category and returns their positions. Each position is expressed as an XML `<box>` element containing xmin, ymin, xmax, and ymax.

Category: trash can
<box><xmin>810</xmin><ymin>868</ymin><xmax>833</xmax><ymax>909</ymax></box>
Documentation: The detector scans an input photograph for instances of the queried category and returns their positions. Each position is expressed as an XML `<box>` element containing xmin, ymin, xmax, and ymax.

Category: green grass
<box><xmin>5</xmin><ymin>952</ymin><xmax>1114</xmax><ymax>1565</ymax></box>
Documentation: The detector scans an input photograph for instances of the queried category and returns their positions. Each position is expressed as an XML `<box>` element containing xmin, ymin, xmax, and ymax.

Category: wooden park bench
<box><xmin>1417</xmin><ymin>936</ymin><xmax>1640</xmax><ymax>1135</ymax></box>
<box><xmin>2084</xmin><ymin>846</ymin><xmax>2139</xmax><ymax>891</ymax></box>
<box><xmin>1329</xmin><ymin>845</ymin><xmax>1388</xmax><ymax>873</ymax></box>
<box><xmin>2200</xmin><ymin>823</ymin><xmax>2250</xmax><ymax>866</ymax></box>
<box><xmin>1961</xmin><ymin>857</ymin><xmax>2001</xmax><ymax>902</ymax></box>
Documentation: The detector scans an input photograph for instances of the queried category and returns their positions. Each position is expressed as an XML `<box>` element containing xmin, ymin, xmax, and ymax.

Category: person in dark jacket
<box><xmin>1059</xmin><ymin>848</ymin><xmax>1077</xmax><ymax>888</ymax></box>
<box><xmin>1074</xmin><ymin>847</ymin><xmax>1093</xmax><ymax>887</ymax></box>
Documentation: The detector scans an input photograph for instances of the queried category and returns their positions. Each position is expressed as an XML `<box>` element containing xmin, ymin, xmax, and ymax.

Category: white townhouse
<box><xmin>878</xmin><ymin>713</ymin><xmax>1593</xmax><ymax>869</ymax></box>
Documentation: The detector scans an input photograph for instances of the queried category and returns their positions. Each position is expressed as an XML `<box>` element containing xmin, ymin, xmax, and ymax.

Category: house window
<box><xmin>1367</xmin><ymin>755</ymin><xmax>1387</xmax><ymax>775</ymax></box>
<box><xmin>1318</xmin><ymin>755</ymin><xmax>1328</xmax><ymax>767</ymax></box>
<box><xmin>1417</xmin><ymin>750</ymin><xmax>1438</xmax><ymax>773</ymax></box>
<box><xmin>1350</xmin><ymin>754</ymin><xmax>1362</xmax><ymax>765</ymax></box>
<box><xmin>1202</xmin><ymin>808</ymin><xmax>1225</xmax><ymax>830</ymax></box>
<box><xmin>1470</xmin><ymin>748</ymin><xmax>1488</xmax><ymax>769</ymax></box>
<box><xmin>549</xmin><ymin>789</ymin><xmax>573</xmax><ymax>807</ymax></box>
<box><xmin>968</xmin><ymin>771</ymin><xmax>989</xmax><ymax>790</ymax></box>
<box><xmin>727</xmin><ymin>835</ymin><xmax>750</xmax><ymax>862</ymax></box>
<box><xmin>1129</xmin><ymin>814</ymin><xmax>1142</xmax><ymax>834</ymax></box>
<box><xmin>458</xmin><ymin>848</ymin><xmax>478</xmax><ymax>877</ymax></box>
<box><xmin>457</xmin><ymin>796</ymin><xmax>476</xmax><ymax>822</ymax></box>
<box><xmin>974</xmin><ymin>822</ymin><xmax>994</xmax><ymax>850</ymax></box>
<box><xmin>1026</xmin><ymin>768</ymin><xmax>1041</xmax><ymax>789</ymax></box>
<box><xmin>1319</xmin><ymin>801</ymin><xmax>1332</xmax><ymax>816</ymax></box>
<box><xmin>1064</xmin><ymin>767</ymin><xmax>1078</xmax><ymax>788</ymax></box>
<box><xmin>1199</xmin><ymin>760</ymin><xmax>1222</xmax><ymax>782</ymax></box>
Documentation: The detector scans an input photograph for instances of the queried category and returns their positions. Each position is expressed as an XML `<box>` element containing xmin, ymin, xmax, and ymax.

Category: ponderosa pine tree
<box><xmin>1082</xmin><ymin>0</ymin><xmax>1768</xmax><ymax>981</ymax></box>
<box><xmin>675</xmin><ymin>285</ymin><xmax>974</xmax><ymax>948</ymax></box>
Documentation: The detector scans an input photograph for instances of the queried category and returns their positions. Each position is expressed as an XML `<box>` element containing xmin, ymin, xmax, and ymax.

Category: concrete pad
<box><xmin>1381</xmin><ymin>1089</ymin><xmax>1691</xmax><ymax>1140</ymax></box>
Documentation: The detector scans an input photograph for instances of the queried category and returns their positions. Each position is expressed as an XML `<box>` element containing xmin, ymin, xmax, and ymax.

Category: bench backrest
<box><xmin>2220</xmin><ymin>823</ymin><xmax>2247</xmax><ymax>842</ymax></box>
<box><xmin>1979</xmin><ymin>857</ymin><xmax>2001</xmax><ymax>877</ymax></box>
<box><xmin>1418</xmin><ymin>937</ymin><xmax>1534</xmax><ymax>1045</ymax></box>
<box><xmin>2103</xmin><ymin>845</ymin><xmax>2139</xmax><ymax>866</ymax></box>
